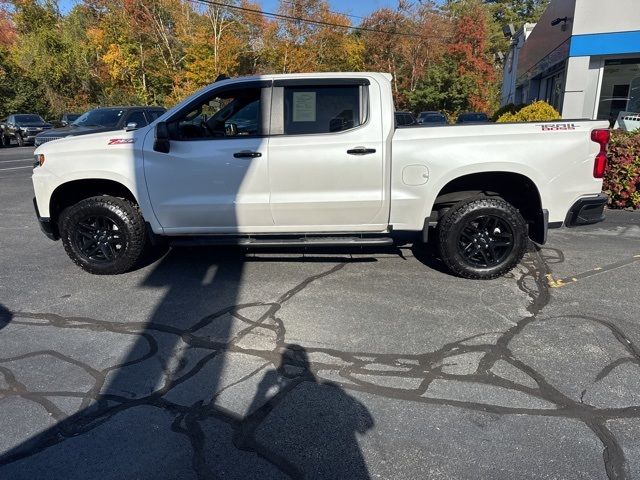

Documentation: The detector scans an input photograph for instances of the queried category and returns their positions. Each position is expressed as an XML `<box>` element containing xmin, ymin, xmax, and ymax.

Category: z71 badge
<box><xmin>108</xmin><ymin>138</ymin><xmax>136</xmax><ymax>145</ymax></box>
<box><xmin>538</xmin><ymin>123</ymin><xmax>577</xmax><ymax>131</ymax></box>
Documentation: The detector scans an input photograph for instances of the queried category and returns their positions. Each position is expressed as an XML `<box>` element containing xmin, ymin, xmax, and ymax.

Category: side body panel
<box><xmin>390</xmin><ymin>120</ymin><xmax>609</xmax><ymax>230</ymax></box>
<box><xmin>142</xmin><ymin>135</ymin><xmax>272</xmax><ymax>233</ymax></box>
<box><xmin>32</xmin><ymin>128</ymin><xmax>161</xmax><ymax>232</ymax></box>
<box><xmin>266</xmin><ymin>74</ymin><xmax>394</xmax><ymax>232</ymax></box>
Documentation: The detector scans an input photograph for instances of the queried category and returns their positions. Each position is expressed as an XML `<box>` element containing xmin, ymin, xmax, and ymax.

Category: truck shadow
<box><xmin>0</xmin><ymin>247</ymin><xmax>376</xmax><ymax>479</ymax></box>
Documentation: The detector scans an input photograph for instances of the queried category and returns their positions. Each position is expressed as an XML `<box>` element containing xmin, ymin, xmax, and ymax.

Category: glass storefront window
<box><xmin>542</xmin><ymin>71</ymin><xmax>564</xmax><ymax>112</ymax></box>
<box><xmin>597</xmin><ymin>58</ymin><xmax>640</xmax><ymax>125</ymax></box>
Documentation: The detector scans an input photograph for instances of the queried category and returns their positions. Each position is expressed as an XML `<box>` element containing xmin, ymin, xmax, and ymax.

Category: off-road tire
<box><xmin>59</xmin><ymin>196</ymin><xmax>147</xmax><ymax>275</ymax></box>
<box><xmin>437</xmin><ymin>197</ymin><xmax>528</xmax><ymax>280</ymax></box>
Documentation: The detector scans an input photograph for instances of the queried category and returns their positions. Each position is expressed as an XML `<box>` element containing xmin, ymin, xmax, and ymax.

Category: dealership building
<box><xmin>501</xmin><ymin>0</ymin><xmax>640</xmax><ymax>124</ymax></box>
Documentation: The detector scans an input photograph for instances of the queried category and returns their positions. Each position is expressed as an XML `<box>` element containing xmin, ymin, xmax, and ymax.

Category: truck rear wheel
<box><xmin>437</xmin><ymin>197</ymin><xmax>528</xmax><ymax>280</ymax></box>
<box><xmin>59</xmin><ymin>196</ymin><xmax>147</xmax><ymax>275</ymax></box>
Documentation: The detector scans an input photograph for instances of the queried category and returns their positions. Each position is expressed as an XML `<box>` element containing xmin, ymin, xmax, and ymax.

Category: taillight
<box><xmin>591</xmin><ymin>129</ymin><xmax>610</xmax><ymax>179</ymax></box>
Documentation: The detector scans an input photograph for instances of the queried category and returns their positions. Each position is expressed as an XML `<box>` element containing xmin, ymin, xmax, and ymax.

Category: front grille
<box><xmin>34</xmin><ymin>136</ymin><xmax>64</xmax><ymax>146</ymax></box>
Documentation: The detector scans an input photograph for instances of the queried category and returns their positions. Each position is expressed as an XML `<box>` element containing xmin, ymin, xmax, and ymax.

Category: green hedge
<box><xmin>604</xmin><ymin>129</ymin><xmax>640</xmax><ymax>209</ymax></box>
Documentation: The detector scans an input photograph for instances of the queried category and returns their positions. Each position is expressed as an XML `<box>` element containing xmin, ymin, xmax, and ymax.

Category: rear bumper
<box><xmin>33</xmin><ymin>197</ymin><xmax>59</xmax><ymax>240</ymax></box>
<box><xmin>564</xmin><ymin>193</ymin><xmax>608</xmax><ymax>227</ymax></box>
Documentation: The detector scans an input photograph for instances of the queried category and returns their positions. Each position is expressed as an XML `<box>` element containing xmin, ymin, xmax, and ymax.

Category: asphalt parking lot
<box><xmin>0</xmin><ymin>145</ymin><xmax>639</xmax><ymax>479</ymax></box>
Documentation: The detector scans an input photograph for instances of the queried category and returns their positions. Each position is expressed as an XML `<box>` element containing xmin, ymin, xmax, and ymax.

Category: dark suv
<box><xmin>34</xmin><ymin>106</ymin><xmax>166</xmax><ymax>147</ymax></box>
<box><xmin>1</xmin><ymin>114</ymin><xmax>53</xmax><ymax>146</ymax></box>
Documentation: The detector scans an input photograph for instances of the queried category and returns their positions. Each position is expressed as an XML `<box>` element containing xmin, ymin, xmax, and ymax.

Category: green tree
<box><xmin>487</xmin><ymin>0</ymin><xmax>549</xmax><ymax>29</ymax></box>
<box><xmin>406</xmin><ymin>56</ymin><xmax>474</xmax><ymax>114</ymax></box>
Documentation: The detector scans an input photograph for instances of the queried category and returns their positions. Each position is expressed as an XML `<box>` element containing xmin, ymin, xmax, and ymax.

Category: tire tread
<box><xmin>437</xmin><ymin>197</ymin><xmax>528</xmax><ymax>280</ymax></box>
<box><xmin>59</xmin><ymin>196</ymin><xmax>147</xmax><ymax>275</ymax></box>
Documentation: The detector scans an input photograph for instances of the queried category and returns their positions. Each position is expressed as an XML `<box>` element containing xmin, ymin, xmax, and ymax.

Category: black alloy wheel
<box><xmin>72</xmin><ymin>215</ymin><xmax>126</xmax><ymax>263</ymax></box>
<box><xmin>59</xmin><ymin>196</ymin><xmax>148</xmax><ymax>275</ymax></box>
<box><xmin>437</xmin><ymin>197</ymin><xmax>528</xmax><ymax>279</ymax></box>
<box><xmin>456</xmin><ymin>214</ymin><xmax>514</xmax><ymax>268</ymax></box>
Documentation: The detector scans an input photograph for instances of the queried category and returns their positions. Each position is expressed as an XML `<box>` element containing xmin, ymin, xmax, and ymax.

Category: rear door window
<box><xmin>282</xmin><ymin>85</ymin><xmax>363</xmax><ymax>135</ymax></box>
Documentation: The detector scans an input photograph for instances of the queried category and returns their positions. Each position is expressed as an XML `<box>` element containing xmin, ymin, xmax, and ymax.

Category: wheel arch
<box><xmin>49</xmin><ymin>178</ymin><xmax>139</xmax><ymax>228</ymax></box>
<box><xmin>430</xmin><ymin>171</ymin><xmax>546</xmax><ymax>244</ymax></box>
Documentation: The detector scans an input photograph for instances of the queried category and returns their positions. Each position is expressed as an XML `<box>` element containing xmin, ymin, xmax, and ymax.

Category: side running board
<box><xmin>168</xmin><ymin>235</ymin><xmax>394</xmax><ymax>248</ymax></box>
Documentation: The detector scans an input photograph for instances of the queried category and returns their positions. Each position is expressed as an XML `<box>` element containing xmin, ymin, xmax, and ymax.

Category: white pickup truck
<box><xmin>32</xmin><ymin>72</ymin><xmax>610</xmax><ymax>279</ymax></box>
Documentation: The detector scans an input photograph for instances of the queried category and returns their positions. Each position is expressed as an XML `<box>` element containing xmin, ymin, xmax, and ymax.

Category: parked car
<box><xmin>395</xmin><ymin>111</ymin><xmax>416</xmax><ymax>126</ymax></box>
<box><xmin>1</xmin><ymin>114</ymin><xmax>52</xmax><ymax>146</ymax></box>
<box><xmin>60</xmin><ymin>113</ymin><xmax>81</xmax><ymax>127</ymax></box>
<box><xmin>34</xmin><ymin>106</ymin><xmax>166</xmax><ymax>147</ymax></box>
<box><xmin>456</xmin><ymin>112</ymin><xmax>489</xmax><ymax>124</ymax></box>
<box><xmin>32</xmin><ymin>72</ymin><xmax>610</xmax><ymax>280</ymax></box>
<box><xmin>417</xmin><ymin>111</ymin><xmax>448</xmax><ymax>126</ymax></box>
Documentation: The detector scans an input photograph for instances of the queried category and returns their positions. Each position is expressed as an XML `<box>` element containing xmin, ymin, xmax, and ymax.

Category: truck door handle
<box><xmin>233</xmin><ymin>151</ymin><xmax>262</xmax><ymax>158</ymax></box>
<box><xmin>347</xmin><ymin>147</ymin><xmax>376</xmax><ymax>155</ymax></box>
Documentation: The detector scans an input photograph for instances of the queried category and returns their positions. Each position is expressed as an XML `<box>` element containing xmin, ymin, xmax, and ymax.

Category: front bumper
<box><xmin>33</xmin><ymin>197</ymin><xmax>59</xmax><ymax>240</ymax></box>
<box><xmin>565</xmin><ymin>193</ymin><xmax>608</xmax><ymax>227</ymax></box>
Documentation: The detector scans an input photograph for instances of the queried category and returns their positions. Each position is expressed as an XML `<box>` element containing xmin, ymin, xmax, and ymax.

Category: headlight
<box><xmin>34</xmin><ymin>154</ymin><xmax>45</xmax><ymax>167</ymax></box>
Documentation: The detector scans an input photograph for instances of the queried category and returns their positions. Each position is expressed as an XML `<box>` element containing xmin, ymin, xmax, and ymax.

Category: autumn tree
<box><xmin>273</xmin><ymin>0</ymin><xmax>362</xmax><ymax>73</ymax></box>
<box><xmin>0</xmin><ymin>0</ymin><xmax>547</xmax><ymax>117</ymax></box>
<box><xmin>360</xmin><ymin>1</ymin><xmax>449</xmax><ymax>108</ymax></box>
<box><xmin>445</xmin><ymin>0</ymin><xmax>498</xmax><ymax>113</ymax></box>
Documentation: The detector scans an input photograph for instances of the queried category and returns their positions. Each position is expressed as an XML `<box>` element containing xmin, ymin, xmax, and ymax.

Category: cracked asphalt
<box><xmin>1</xmin><ymin>146</ymin><xmax>639</xmax><ymax>479</ymax></box>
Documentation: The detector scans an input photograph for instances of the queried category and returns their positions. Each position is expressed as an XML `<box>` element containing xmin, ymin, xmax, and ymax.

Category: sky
<box><xmin>57</xmin><ymin>0</ymin><xmax>401</xmax><ymax>23</ymax></box>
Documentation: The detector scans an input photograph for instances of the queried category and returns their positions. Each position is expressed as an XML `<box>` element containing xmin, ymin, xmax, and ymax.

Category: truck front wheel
<box><xmin>437</xmin><ymin>197</ymin><xmax>528</xmax><ymax>280</ymax></box>
<box><xmin>59</xmin><ymin>196</ymin><xmax>147</xmax><ymax>275</ymax></box>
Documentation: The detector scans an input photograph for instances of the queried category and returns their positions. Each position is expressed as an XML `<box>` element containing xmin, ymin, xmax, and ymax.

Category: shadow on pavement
<box><xmin>0</xmin><ymin>247</ymin><xmax>375</xmax><ymax>479</ymax></box>
<box><xmin>236</xmin><ymin>344</ymin><xmax>374</xmax><ymax>479</ymax></box>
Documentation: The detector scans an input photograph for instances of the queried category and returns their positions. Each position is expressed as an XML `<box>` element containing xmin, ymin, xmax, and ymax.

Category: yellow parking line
<box><xmin>546</xmin><ymin>255</ymin><xmax>640</xmax><ymax>288</ymax></box>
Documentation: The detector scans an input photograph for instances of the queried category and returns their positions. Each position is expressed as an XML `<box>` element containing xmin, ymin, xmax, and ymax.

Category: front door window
<box><xmin>174</xmin><ymin>87</ymin><xmax>262</xmax><ymax>140</ymax></box>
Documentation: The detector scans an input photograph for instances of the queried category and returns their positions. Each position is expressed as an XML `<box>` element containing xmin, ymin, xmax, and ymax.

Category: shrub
<box><xmin>491</xmin><ymin>103</ymin><xmax>525</xmax><ymax>122</ymax></box>
<box><xmin>496</xmin><ymin>101</ymin><xmax>561</xmax><ymax>123</ymax></box>
<box><xmin>603</xmin><ymin>129</ymin><xmax>640</xmax><ymax>209</ymax></box>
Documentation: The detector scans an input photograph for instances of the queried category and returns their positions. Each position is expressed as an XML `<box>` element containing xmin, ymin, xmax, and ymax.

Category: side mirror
<box><xmin>125</xmin><ymin>122</ymin><xmax>138</xmax><ymax>132</ymax></box>
<box><xmin>61</xmin><ymin>121</ymin><xmax>68</xmax><ymax>127</ymax></box>
<box><xmin>154</xmin><ymin>121</ymin><xmax>170</xmax><ymax>153</ymax></box>
<box><xmin>225</xmin><ymin>122</ymin><xmax>238</xmax><ymax>137</ymax></box>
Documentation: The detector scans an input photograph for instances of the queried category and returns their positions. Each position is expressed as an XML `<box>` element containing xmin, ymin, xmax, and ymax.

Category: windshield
<box><xmin>73</xmin><ymin>108</ymin><xmax>125</xmax><ymax>128</ymax></box>
<box><xmin>66</xmin><ymin>114</ymin><xmax>81</xmax><ymax>122</ymax></box>
<box><xmin>15</xmin><ymin>114</ymin><xmax>45</xmax><ymax>123</ymax></box>
<box><xmin>422</xmin><ymin>115</ymin><xmax>446</xmax><ymax>123</ymax></box>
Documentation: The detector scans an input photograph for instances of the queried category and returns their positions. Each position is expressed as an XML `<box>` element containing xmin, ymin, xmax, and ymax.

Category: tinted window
<box><xmin>395</xmin><ymin>113</ymin><xmax>414</xmax><ymax>126</ymax></box>
<box><xmin>174</xmin><ymin>87</ymin><xmax>261</xmax><ymax>140</ymax></box>
<box><xmin>15</xmin><ymin>114</ymin><xmax>45</xmax><ymax>123</ymax></box>
<box><xmin>65</xmin><ymin>114</ymin><xmax>81</xmax><ymax>122</ymax></box>
<box><xmin>283</xmin><ymin>85</ymin><xmax>362</xmax><ymax>135</ymax></box>
<box><xmin>74</xmin><ymin>108</ymin><xmax>126</xmax><ymax>128</ymax></box>
<box><xmin>145</xmin><ymin>110</ymin><xmax>165</xmax><ymax>123</ymax></box>
<box><xmin>422</xmin><ymin>115</ymin><xmax>446</xmax><ymax>123</ymax></box>
<box><xmin>126</xmin><ymin>111</ymin><xmax>148</xmax><ymax>127</ymax></box>
<box><xmin>457</xmin><ymin>113</ymin><xmax>488</xmax><ymax>123</ymax></box>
